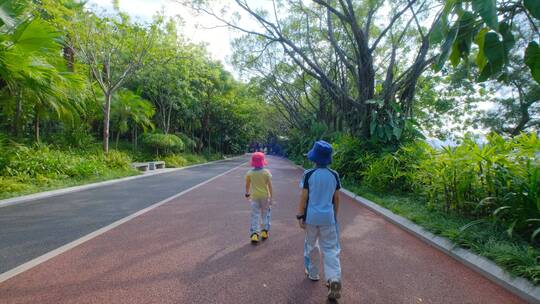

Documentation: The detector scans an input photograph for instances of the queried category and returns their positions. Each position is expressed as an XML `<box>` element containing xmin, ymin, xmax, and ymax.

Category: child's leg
<box><xmin>261</xmin><ymin>200</ymin><xmax>272</xmax><ymax>231</ymax></box>
<box><xmin>319</xmin><ymin>224</ymin><xmax>342</xmax><ymax>282</ymax></box>
<box><xmin>304</xmin><ymin>224</ymin><xmax>320</xmax><ymax>278</ymax></box>
<box><xmin>250</xmin><ymin>200</ymin><xmax>262</xmax><ymax>235</ymax></box>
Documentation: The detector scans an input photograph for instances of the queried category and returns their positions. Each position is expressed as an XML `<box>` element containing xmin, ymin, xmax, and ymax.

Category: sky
<box><xmin>87</xmin><ymin>0</ymin><xmax>236</xmax><ymax>67</ymax></box>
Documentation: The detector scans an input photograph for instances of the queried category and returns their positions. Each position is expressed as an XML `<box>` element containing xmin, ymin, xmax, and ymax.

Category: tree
<box><xmin>434</xmin><ymin>0</ymin><xmax>540</xmax><ymax>84</ymax></box>
<box><xmin>110</xmin><ymin>88</ymin><xmax>155</xmax><ymax>148</ymax></box>
<box><xmin>133</xmin><ymin>17</ymin><xmax>196</xmax><ymax>135</ymax></box>
<box><xmin>72</xmin><ymin>12</ymin><xmax>154</xmax><ymax>152</ymax></box>
<box><xmin>187</xmin><ymin>0</ymin><xmax>446</xmax><ymax>146</ymax></box>
<box><xmin>477</xmin><ymin>61</ymin><xmax>540</xmax><ymax>135</ymax></box>
<box><xmin>0</xmin><ymin>0</ymin><xmax>85</xmax><ymax>142</ymax></box>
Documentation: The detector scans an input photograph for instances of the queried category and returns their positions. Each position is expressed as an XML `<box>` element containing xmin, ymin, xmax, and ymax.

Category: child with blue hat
<box><xmin>297</xmin><ymin>140</ymin><xmax>342</xmax><ymax>301</ymax></box>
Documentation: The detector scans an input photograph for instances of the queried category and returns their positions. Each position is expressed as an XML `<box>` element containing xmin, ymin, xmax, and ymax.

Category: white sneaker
<box><xmin>304</xmin><ymin>268</ymin><xmax>320</xmax><ymax>281</ymax></box>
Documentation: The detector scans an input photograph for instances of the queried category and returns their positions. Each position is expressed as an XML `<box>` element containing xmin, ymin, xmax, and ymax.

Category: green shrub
<box><xmin>1</xmin><ymin>145</ymin><xmax>134</xmax><ymax>180</ymax></box>
<box><xmin>163</xmin><ymin>154</ymin><xmax>188</xmax><ymax>168</ymax></box>
<box><xmin>0</xmin><ymin>176</ymin><xmax>30</xmax><ymax>193</ymax></box>
<box><xmin>101</xmin><ymin>150</ymin><xmax>132</xmax><ymax>170</ymax></box>
<box><xmin>363</xmin><ymin>153</ymin><xmax>405</xmax><ymax>191</ymax></box>
<box><xmin>176</xmin><ymin>133</ymin><xmax>197</xmax><ymax>152</ymax></box>
<box><xmin>141</xmin><ymin>133</ymin><xmax>184</xmax><ymax>155</ymax></box>
<box><xmin>183</xmin><ymin>153</ymin><xmax>207</xmax><ymax>164</ymax></box>
<box><xmin>332</xmin><ymin>135</ymin><xmax>374</xmax><ymax>182</ymax></box>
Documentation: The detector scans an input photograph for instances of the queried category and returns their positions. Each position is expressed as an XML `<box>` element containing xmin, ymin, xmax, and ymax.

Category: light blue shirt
<box><xmin>300</xmin><ymin>168</ymin><xmax>341</xmax><ymax>226</ymax></box>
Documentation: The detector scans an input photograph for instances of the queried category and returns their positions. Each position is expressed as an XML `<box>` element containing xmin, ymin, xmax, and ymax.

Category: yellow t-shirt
<box><xmin>246</xmin><ymin>168</ymin><xmax>272</xmax><ymax>200</ymax></box>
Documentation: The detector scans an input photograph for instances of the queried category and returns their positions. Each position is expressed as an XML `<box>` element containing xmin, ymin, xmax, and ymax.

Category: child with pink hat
<box><xmin>245</xmin><ymin>152</ymin><xmax>273</xmax><ymax>244</ymax></box>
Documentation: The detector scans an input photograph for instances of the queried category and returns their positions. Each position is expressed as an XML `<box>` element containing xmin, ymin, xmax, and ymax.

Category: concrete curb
<box><xmin>0</xmin><ymin>156</ymin><xmax>244</xmax><ymax>209</ymax></box>
<box><xmin>340</xmin><ymin>188</ymin><xmax>540</xmax><ymax>304</ymax></box>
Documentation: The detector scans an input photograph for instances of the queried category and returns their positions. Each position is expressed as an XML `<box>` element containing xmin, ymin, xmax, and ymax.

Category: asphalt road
<box><xmin>0</xmin><ymin>157</ymin><xmax>247</xmax><ymax>273</ymax></box>
<box><xmin>0</xmin><ymin>156</ymin><xmax>524</xmax><ymax>303</ymax></box>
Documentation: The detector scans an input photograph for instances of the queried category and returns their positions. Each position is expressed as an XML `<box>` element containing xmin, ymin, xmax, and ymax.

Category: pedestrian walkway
<box><xmin>0</xmin><ymin>156</ymin><xmax>524</xmax><ymax>303</ymax></box>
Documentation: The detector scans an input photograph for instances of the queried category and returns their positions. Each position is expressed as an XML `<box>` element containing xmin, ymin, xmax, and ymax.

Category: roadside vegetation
<box><xmin>0</xmin><ymin>0</ymin><xmax>270</xmax><ymax>199</ymax></box>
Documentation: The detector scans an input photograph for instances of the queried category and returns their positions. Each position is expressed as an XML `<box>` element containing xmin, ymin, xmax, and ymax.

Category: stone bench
<box><xmin>131</xmin><ymin>161</ymin><xmax>166</xmax><ymax>171</ymax></box>
<box><xmin>131</xmin><ymin>162</ymin><xmax>150</xmax><ymax>171</ymax></box>
<box><xmin>149</xmin><ymin>161</ymin><xmax>165</xmax><ymax>170</ymax></box>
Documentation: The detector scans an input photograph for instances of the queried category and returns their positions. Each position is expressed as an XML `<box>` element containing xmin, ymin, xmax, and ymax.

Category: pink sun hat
<box><xmin>251</xmin><ymin>152</ymin><xmax>268</xmax><ymax>168</ymax></box>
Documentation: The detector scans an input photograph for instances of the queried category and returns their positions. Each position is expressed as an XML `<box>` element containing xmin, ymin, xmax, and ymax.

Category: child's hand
<box><xmin>298</xmin><ymin>219</ymin><xmax>306</xmax><ymax>229</ymax></box>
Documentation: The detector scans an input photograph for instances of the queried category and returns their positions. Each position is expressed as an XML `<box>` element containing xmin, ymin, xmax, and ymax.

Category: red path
<box><xmin>0</xmin><ymin>157</ymin><xmax>524</xmax><ymax>303</ymax></box>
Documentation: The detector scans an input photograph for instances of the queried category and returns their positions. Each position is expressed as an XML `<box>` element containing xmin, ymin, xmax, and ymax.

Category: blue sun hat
<box><xmin>307</xmin><ymin>140</ymin><xmax>333</xmax><ymax>166</ymax></box>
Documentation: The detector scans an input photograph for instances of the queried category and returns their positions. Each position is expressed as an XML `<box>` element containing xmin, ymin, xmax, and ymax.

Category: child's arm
<box><xmin>245</xmin><ymin>175</ymin><xmax>251</xmax><ymax>200</ymax></box>
<box><xmin>297</xmin><ymin>189</ymin><xmax>308</xmax><ymax>229</ymax></box>
<box><xmin>333</xmin><ymin>191</ymin><xmax>340</xmax><ymax>215</ymax></box>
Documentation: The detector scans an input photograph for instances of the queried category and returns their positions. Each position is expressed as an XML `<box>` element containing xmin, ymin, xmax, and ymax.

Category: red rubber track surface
<box><xmin>0</xmin><ymin>156</ymin><xmax>524</xmax><ymax>304</ymax></box>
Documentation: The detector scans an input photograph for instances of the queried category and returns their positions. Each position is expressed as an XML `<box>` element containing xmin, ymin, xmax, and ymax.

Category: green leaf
<box><xmin>475</xmin><ymin>28</ymin><xmax>489</xmax><ymax>71</ymax></box>
<box><xmin>0</xmin><ymin>7</ymin><xmax>14</xmax><ymax>27</ymax></box>
<box><xmin>450</xmin><ymin>43</ymin><xmax>461</xmax><ymax>67</ymax></box>
<box><xmin>430</xmin><ymin>18</ymin><xmax>445</xmax><ymax>45</ymax></box>
<box><xmin>525</xmin><ymin>42</ymin><xmax>540</xmax><ymax>84</ymax></box>
<box><xmin>434</xmin><ymin>24</ymin><xmax>458</xmax><ymax>72</ymax></box>
<box><xmin>370</xmin><ymin>120</ymin><xmax>377</xmax><ymax>136</ymax></box>
<box><xmin>455</xmin><ymin>11</ymin><xmax>476</xmax><ymax>59</ymax></box>
<box><xmin>384</xmin><ymin>124</ymin><xmax>393</xmax><ymax>141</ymax></box>
<box><xmin>478</xmin><ymin>32</ymin><xmax>504</xmax><ymax>81</ymax></box>
<box><xmin>393</xmin><ymin>126</ymin><xmax>403</xmax><ymax>139</ymax></box>
<box><xmin>493</xmin><ymin>205</ymin><xmax>511</xmax><ymax>216</ymax></box>
<box><xmin>11</xmin><ymin>19</ymin><xmax>60</xmax><ymax>54</ymax></box>
<box><xmin>531</xmin><ymin>227</ymin><xmax>540</xmax><ymax>242</ymax></box>
<box><xmin>472</xmin><ymin>0</ymin><xmax>498</xmax><ymax>31</ymax></box>
<box><xmin>499</xmin><ymin>22</ymin><xmax>515</xmax><ymax>64</ymax></box>
<box><xmin>459</xmin><ymin>219</ymin><xmax>489</xmax><ymax>233</ymax></box>
<box><xmin>377</xmin><ymin>125</ymin><xmax>384</xmax><ymax>139</ymax></box>
<box><xmin>524</xmin><ymin>0</ymin><xmax>540</xmax><ymax>20</ymax></box>
<box><xmin>365</xmin><ymin>99</ymin><xmax>384</xmax><ymax>107</ymax></box>
<box><xmin>506</xmin><ymin>220</ymin><xmax>518</xmax><ymax>238</ymax></box>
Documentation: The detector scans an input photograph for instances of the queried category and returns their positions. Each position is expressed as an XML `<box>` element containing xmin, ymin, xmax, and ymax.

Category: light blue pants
<box><xmin>304</xmin><ymin>223</ymin><xmax>341</xmax><ymax>282</ymax></box>
<box><xmin>250</xmin><ymin>198</ymin><xmax>271</xmax><ymax>235</ymax></box>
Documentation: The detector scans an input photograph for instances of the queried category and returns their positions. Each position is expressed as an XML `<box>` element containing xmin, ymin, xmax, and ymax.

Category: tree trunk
<box><xmin>116</xmin><ymin>130</ymin><xmax>120</xmax><ymax>149</ymax></box>
<box><xmin>133</xmin><ymin>126</ymin><xmax>138</xmax><ymax>150</ymax></box>
<box><xmin>12</xmin><ymin>92</ymin><xmax>22</xmax><ymax>137</ymax></box>
<box><xmin>103</xmin><ymin>93</ymin><xmax>112</xmax><ymax>153</ymax></box>
<box><xmin>34</xmin><ymin>109</ymin><xmax>40</xmax><ymax>143</ymax></box>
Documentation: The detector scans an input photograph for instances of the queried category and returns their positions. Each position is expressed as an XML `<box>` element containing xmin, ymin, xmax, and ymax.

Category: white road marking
<box><xmin>0</xmin><ymin>161</ymin><xmax>247</xmax><ymax>284</ymax></box>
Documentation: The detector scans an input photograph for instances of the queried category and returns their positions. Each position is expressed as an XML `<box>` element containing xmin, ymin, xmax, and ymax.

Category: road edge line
<box><xmin>0</xmin><ymin>161</ymin><xmax>246</xmax><ymax>284</ymax></box>
<box><xmin>291</xmin><ymin>161</ymin><xmax>540</xmax><ymax>304</ymax></box>
<box><xmin>0</xmin><ymin>156</ymin><xmax>243</xmax><ymax>209</ymax></box>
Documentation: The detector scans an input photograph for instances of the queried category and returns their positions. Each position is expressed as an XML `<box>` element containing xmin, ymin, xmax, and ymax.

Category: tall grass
<box><xmin>331</xmin><ymin>133</ymin><xmax>540</xmax><ymax>241</ymax></box>
<box><xmin>0</xmin><ymin>143</ymin><xmax>138</xmax><ymax>199</ymax></box>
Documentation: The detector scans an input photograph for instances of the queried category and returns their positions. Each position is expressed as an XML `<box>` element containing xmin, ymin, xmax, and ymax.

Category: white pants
<box><xmin>304</xmin><ymin>224</ymin><xmax>341</xmax><ymax>281</ymax></box>
<box><xmin>250</xmin><ymin>198</ymin><xmax>271</xmax><ymax>234</ymax></box>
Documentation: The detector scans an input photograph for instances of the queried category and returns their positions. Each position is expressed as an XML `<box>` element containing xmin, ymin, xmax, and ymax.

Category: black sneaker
<box><xmin>327</xmin><ymin>280</ymin><xmax>342</xmax><ymax>300</ymax></box>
